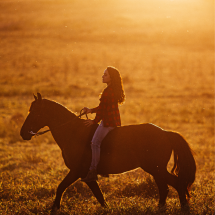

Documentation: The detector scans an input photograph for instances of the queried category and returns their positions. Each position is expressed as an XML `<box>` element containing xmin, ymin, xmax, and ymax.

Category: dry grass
<box><xmin>0</xmin><ymin>0</ymin><xmax>214</xmax><ymax>214</ymax></box>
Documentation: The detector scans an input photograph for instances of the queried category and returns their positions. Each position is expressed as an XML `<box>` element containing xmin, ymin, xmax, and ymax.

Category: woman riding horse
<box><xmin>20</xmin><ymin>94</ymin><xmax>196</xmax><ymax>211</ymax></box>
<box><xmin>82</xmin><ymin>66</ymin><xmax>125</xmax><ymax>182</ymax></box>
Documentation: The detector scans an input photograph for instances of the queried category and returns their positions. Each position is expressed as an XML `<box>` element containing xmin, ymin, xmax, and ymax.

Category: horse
<box><xmin>20</xmin><ymin>93</ymin><xmax>196</xmax><ymax>212</ymax></box>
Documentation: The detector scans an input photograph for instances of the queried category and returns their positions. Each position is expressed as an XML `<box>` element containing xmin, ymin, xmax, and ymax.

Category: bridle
<box><xmin>29</xmin><ymin>108</ymin><xmax>88</xmax><ymax>137</ymax></box>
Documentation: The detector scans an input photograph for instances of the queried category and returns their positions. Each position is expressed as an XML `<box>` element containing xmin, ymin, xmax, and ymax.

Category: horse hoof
<box><xmin>51</xmin><ymin>205</ymin><xmax>59</xmax><ymax>215</ymax></box>
<box><xmin>181</xmin><ymin>203</ymin><xmax>190</xmax><ymax>212</ymax></box>
<box><xmin>158</xmin><ymin>203</ymin><xmax>166</xmax><ymax>211</ymax></box>
<box><xmin>102</xmin><ymin>201</ymin><xmax>109</xmax><ymax>208</ymax></box>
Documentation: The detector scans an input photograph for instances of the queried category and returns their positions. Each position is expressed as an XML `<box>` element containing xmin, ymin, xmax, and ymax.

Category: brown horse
<box><xmin>20</xmin><ymin>93</ymin><xmax>196</xmax><ymax>212</ymax></box>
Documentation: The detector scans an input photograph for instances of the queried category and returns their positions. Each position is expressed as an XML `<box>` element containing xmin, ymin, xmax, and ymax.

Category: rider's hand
<box><xmin>83</xmin><ymin>107</ymin><xmax>92</xmax><ymax>114</ymax></box>
<box><xmin>84</xmin><ymin>119</ymin><xmax>94</xmax><ymax>127</ymax></box>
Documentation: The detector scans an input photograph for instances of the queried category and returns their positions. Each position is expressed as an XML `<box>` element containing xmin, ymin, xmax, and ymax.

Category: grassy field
<box><xmin>0</xmin><ymin>0</ymin><xmax>214</xmax><ymax>214</ymax></box>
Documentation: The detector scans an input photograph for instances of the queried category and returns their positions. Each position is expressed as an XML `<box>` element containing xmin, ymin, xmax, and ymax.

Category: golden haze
<box><xmin>0</xmin><ymin>0</ymin><xmax>214</xmax><ymax>214</ymax></box>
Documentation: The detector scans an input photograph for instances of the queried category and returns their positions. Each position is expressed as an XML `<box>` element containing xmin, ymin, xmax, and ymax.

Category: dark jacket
<box><xmin>91</xmin><ymin>85</ymin><xmax>121</xmax><ymax>127</ymax></box>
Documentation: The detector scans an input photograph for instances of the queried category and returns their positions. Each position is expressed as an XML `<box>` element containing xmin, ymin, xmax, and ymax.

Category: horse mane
<box><xmin>42</xmin><ymin>99</ymin><xmax>78</xmax><ymax>119</ymax></box>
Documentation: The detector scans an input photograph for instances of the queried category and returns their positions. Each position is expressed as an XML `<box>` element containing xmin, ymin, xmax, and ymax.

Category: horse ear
<box><xmin>37</xmin><ymin>93</ymin><xmax>42</xmax><ymax>101</ymax></box>
<box><xmin>33</xmin><ymin>94</ymin><xmax>37</xmax><ymax>101</ymax></box>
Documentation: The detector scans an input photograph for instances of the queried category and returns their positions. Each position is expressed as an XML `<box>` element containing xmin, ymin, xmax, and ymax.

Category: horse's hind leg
<box><xmin>153</xmin><ymin>172</ymin><xmax>169</xmax><ymax>207</ymax></box>
<box><xmin>52</xmin><ymin>171</ymin><xmax>78</xmax><ymax>212</ymax></box>
<box><xmin>85</xmin><ymin>181</ymin><xmax>108</xmax><ymax>207</ymax></box>
<box><xmin>165</xmin><ymin>170</ymin><xmax>188</xmax><ymax>207</ymax></box>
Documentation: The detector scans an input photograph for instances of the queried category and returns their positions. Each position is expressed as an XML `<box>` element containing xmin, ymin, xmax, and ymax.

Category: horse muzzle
<box><xmin>20</xmin><ymin>129</ymin><xmax>34</xmax><ymax>140</ymax></box>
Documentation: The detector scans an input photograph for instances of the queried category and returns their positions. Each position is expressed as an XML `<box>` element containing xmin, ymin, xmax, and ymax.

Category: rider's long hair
<box><xmin>107</xmin><ymin>66</ymin><xmax>125</xmax><ymax>105</ymax></box>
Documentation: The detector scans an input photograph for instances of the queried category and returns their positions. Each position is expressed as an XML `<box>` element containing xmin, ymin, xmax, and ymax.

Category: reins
<box><xmin>29</xmin><ymin>108</ymin><xmax>88</xmax><ymax>137</ymax></box>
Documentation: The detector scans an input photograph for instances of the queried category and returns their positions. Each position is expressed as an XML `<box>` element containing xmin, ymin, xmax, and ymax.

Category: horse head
<box><xmin>20</xmin><ymin>93</ymin><xmax>47</xmax><ymax>140</ymax></box>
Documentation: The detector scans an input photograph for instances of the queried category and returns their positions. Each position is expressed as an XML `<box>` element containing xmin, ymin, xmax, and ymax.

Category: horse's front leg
<box><xmin>51</xmin><ymin>171</ymin><xmax>78</xmax><ymax>213</ymax></box>
<box><xmin>85</xmin><ymin>181</ymin><xmax>108</xmax><ymax>207</ymax></box>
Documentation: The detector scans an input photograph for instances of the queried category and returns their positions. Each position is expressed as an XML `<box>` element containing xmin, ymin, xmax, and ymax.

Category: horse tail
<box><xmin>168</xmin><ymin>131</ymin><xmax>196</xmax><ymax>198</ymax></box>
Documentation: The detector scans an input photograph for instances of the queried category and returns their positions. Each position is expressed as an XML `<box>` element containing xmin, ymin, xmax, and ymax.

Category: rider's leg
<box><xmin>81</xmin><ymin>121</ymin><xmax>114</xmax><ymax>182</ymax></box>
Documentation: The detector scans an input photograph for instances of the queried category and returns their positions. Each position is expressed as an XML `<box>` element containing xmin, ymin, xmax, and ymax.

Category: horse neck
<box><xmin>43</xmin><ymin>100</ymin><xmax>87</xmax><ymax>151</ymax></box>
<box><xmin>43</xmin><ymin>99</ymin><xmax>78</xmax><ymax>130</ymax></box>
